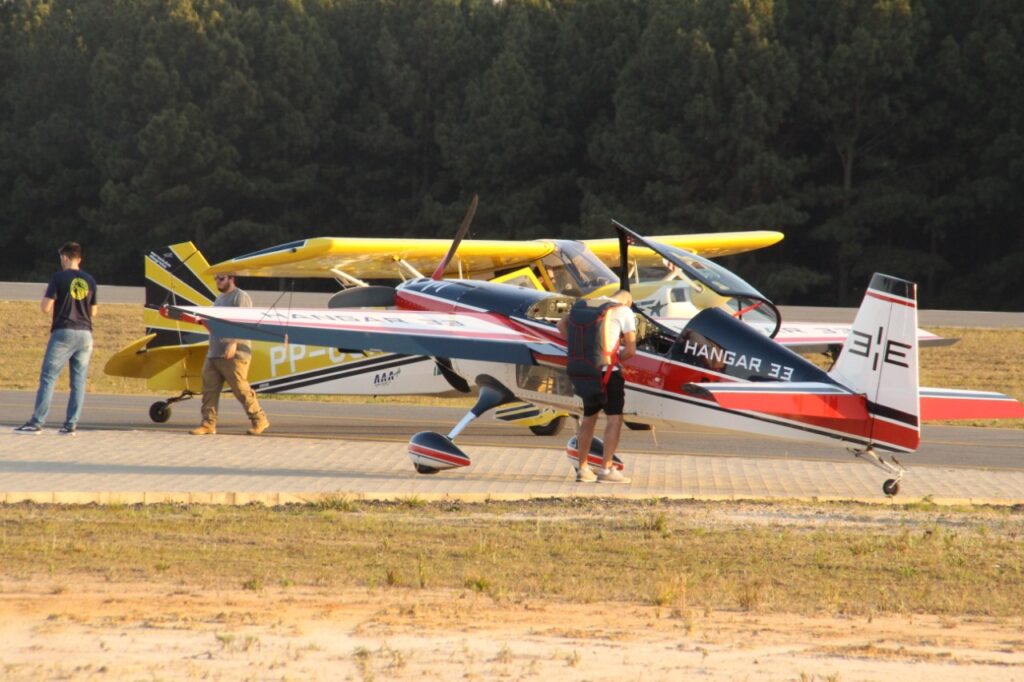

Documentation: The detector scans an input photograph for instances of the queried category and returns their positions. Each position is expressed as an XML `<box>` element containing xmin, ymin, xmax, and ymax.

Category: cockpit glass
<box><xmin>657</xmin><ymin>244</ymin><xmax>770</xmax><ymax>301</ymax></box>
<box><xmin>542</xmin><ymin>241</ymin><xmax>617</xmax><ymax>296</ymax></box>
<box><xmin>641</xmin><ymin>240</ymin><xmax>781</xmax><ymax>338</ymax></box>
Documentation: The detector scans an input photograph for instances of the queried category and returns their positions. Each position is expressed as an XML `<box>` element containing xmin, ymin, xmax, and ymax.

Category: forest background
<box><xmin>1</xmin><ymin>0</ymin><xmax>1021</xmax><ymax>307</ymax></box>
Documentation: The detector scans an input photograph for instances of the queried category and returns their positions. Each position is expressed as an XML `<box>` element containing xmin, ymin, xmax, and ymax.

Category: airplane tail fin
<box><xmin>143</xmin><ymin>242</ymin><xmax>217</xmax><ymax>346</ymax></box>
<box><xmin>103</xmin><ymin>243</ymin><xmax>213</xmax><ymax>390</ymax></box>
<box><xmin>828</xmin><ymin>273</ymin><xmax>921</xmax><ymax>451</ymax></box>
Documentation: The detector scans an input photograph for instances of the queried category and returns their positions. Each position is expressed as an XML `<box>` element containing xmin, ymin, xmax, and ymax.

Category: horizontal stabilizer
<box><xmin>103</xmin><ymin>333</ymin><xmax>208</xmax><ymax>379</ymax></box>
<box><xmin>920</xmin><ymin>388</ymin><xmax>1024</xmax><ymax>421</ymax></box>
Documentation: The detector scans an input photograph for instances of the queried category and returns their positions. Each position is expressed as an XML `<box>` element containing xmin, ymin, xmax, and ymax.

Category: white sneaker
<box><xmin>576</xmin><ymin>466</ymin><xmax>597</xmax><ymax>483</ymax></box>
<box><xmin>597</xmin><ymin>468</ymin><xmax>631</xmax><ymax>484</ymax></box>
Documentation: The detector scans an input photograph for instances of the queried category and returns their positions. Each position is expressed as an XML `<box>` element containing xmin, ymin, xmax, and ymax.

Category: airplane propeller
<box><xmin>430</xmin><ymin>193</ymin><xmax>479</xmax><ymax>280</ymax></box>
<box><xmin>327</xmin><ymin>194</ymin><xmax>481</xmax><ymax>308</ymax></box>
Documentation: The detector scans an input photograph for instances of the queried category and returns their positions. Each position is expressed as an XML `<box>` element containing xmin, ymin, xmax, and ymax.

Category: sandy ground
<box><xmin>2</xmin><ymin>580</ymin><xmax>1023</xmax><ymax>681</ymax></box>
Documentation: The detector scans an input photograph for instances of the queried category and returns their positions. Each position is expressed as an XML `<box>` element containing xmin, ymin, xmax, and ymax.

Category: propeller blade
<box><xmin>617</xmin><ymin>228</ymin><xmax>631</xmax><ymax>293</ymax></box>
<box><xmin>430</xmin><ymin>194</ymin><xmax>479</xmax><ymax>280</ymax></box>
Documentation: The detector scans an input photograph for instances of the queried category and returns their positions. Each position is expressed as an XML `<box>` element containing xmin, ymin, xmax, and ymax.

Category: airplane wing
<box><xmin>165</xmin><ymin>305</ymin><xmax>566</xmax><ymax>366</ymax></box>
<box><xmin>205</xmin><ymin>231</ymin><xmax>783</xmax><ymax>280</ymax></box>
<box><xmin>205</xmin><ymin>237</ymin><xmax>555</xmax><ymax>280</ymax></box>
<box><xmin>584</xmin><ymin>230</ymin><xmax>784</xmax><ymax>264</ymax></box>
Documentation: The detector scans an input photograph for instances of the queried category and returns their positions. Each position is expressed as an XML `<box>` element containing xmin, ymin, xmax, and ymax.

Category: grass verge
<box><xmin>3</xmin><ymin>498</ymin><xmax>1024</xmax><ymax>617</ymax></box>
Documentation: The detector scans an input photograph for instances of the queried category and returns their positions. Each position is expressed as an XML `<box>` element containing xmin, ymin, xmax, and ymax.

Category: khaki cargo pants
<box><xmin>199</xmin><ymin>355</ymin><xmax>265</xmax><ymax>425</ymax></box>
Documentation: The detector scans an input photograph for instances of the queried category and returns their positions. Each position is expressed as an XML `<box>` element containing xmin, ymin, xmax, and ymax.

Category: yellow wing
<box><xmin>206</xmin><ymin>237</ymin><xmax>556</xmax><ymax>279</ymax></box>
<box><xmin>584</xmin><ymin>231</ymin><xmax>784</xmax><ymax>265</ymax></box>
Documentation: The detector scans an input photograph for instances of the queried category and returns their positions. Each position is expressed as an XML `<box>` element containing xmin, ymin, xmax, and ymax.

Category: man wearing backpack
<box><xmin>557</xmin><ymin>289</ymin><xmax>637</xmax><ymax>483</ymax></box>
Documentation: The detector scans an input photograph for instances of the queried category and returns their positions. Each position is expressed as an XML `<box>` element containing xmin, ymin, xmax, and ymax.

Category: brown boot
<box><xmin>247</xmin><ymin>414</ymin><xmax>269</xmax><ymax>436</ymax></box>
<box><xmin>190</xmin><ymin>423</ymin><xmax>216</xmax><ymax>435</ymax></box>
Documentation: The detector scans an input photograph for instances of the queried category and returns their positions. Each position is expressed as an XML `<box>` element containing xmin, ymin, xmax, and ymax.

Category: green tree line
<box><xmin>1</xmin><ymin>0</ymin><xmax>1021</xmax><ymax>307</ymax></box>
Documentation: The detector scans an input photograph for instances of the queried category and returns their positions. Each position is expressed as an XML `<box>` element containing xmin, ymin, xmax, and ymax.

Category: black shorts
<box><xmin>581</xmin><ymin>371</ymin><xmax>625</xmax><ymax>417</ymax></box>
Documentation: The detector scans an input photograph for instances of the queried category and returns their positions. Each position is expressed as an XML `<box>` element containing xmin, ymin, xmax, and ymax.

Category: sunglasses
<box><xmin>215</xmin><ymin>275</ymin><xmax>231</xmax><ymax>282</ymax></box>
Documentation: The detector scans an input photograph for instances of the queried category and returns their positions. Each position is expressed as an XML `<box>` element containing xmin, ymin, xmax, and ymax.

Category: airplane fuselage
<box><xmin>395</xmin><ymin>277</ymin><xmax>908</xmax><ymax>454</ymax></box>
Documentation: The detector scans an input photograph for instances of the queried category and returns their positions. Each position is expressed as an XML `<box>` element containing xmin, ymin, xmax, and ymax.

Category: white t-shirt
<box><xmin>601</xmin><ymin>303</ymin><xmax>636</xmax><ymax>365</ymax></box>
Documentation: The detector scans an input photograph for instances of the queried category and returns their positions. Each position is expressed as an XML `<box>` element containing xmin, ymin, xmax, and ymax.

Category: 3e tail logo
<box><xmin>849</xmin><ymin>327</ymin><xmax>911</xmax><ymax>370</ymax></box>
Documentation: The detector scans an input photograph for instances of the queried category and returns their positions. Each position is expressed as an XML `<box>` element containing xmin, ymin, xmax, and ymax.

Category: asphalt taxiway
<box><xmin>2</xmin><ymin>390</ymin><xmax>1022</xmax><ymax>505</ymax></box>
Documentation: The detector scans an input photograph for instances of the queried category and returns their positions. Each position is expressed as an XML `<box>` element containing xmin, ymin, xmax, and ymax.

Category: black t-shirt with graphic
<box><xmin>45</xmin><ymin>269</ymin><xmax>98</xmax><ymax>332</ymax></box>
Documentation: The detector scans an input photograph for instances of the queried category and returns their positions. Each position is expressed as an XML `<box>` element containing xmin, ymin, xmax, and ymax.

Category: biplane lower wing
<box><xmin>164</xmin><ymin>306</ymin><xmax>565</xmax><ymax>366</ymax></box>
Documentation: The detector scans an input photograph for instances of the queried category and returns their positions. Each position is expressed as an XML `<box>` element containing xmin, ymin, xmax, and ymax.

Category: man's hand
<box><xmin>223</xmin><ymin>342</ymin><xmax>237</xmax><ymax>360</ymax></box>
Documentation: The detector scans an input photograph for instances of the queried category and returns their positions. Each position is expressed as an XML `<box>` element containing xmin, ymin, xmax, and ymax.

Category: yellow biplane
<box><xmin>105</xmin><ymin>229</ymin><xmax>783</xmax><ymax>433</ymax></box>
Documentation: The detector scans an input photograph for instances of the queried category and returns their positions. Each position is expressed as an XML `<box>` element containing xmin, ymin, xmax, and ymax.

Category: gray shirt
<box><xmin>208</xmin><ymin>288</ymin><xmax>253</xmax><ymax>358</ymax></box>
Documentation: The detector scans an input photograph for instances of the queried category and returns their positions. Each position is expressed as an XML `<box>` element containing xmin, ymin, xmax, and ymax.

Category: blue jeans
<box><xmin>29</xmin><ymin>328</ymin><xmax>93</xmax><ymax>427</ymax></box>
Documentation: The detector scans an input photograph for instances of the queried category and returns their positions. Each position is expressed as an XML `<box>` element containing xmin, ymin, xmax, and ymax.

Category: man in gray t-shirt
<box><xmin>190</xmin><ymin>274</ymin><xmax>270</xmax><ymax>436</ymax></box>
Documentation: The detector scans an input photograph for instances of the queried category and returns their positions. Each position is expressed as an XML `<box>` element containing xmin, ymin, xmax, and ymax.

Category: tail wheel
<box><xmin>149</xmin><ymin>401</ymin><xmax>171</xmax><ymax>423</ymax></box>
<box><xmin>529</xmin><ymin>416</ymin><xmax>566</xmax><ymax>437</ymax></box>
<box><xmin>883</xmin><ymin>479</ymin><xmax>900</xmax><ymax>497</ymax></box>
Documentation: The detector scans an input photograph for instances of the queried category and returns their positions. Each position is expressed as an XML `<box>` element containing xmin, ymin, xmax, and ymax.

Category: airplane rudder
<box><xmin>830</xmin><ymin>273</ymin><xmax>920</xmax><ymax>442</ymax></box>
<box><xmin>144</xmin><ymin>242</ymin><xmax>216</xmax><ymax>308</ymax></box>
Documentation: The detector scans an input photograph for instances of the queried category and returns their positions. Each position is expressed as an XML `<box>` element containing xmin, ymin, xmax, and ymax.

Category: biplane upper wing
<box><xmin>205</xmin><ymin>237</ymin><xmax>556</xmax><ymax>279</ymax></box>
<box><xmin>165</xmin><ymin>305</ymin><xmax>566</xmax><ymax>366</ymax></box>
<box><xmin>584</xmin><ymin>230</ymin><xmax>784</xmax><ymax>264</ymax></box>
<box><xmin>204</xmin><ymin>231</ymin><xmax>784</xmax><ymax>280</ymax></box>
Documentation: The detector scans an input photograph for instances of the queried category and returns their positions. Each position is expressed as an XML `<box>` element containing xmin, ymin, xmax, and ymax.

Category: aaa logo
<box><xmin>69</xmin><ymin>277</ymin><xmax>90</xmax><ymax>301</ymax></box>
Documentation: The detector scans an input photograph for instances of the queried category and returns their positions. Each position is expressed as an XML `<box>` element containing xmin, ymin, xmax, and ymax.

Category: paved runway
<box><xmin>2</xmin><ymin>390</ymin><xmax>1022</xmax><ymax>506</ymax></box>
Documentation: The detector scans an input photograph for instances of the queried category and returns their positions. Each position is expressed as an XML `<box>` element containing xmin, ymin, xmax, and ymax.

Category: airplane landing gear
<box><xmin>149</xmin><ymin>402</ymin><xmax>171</xmax><ymax>423</ymax></box>
<box><xmin>528</xmin><ymin>416</ymin><xmax>566</xmax><ymax>437</ymax></box>
<box><xmin>148</xmin><ymin>390</ymin><xmax>196</xmax><ymax>423</ymax></box>
<box><xmin>407</xmin><ymin>374</ymin><xmax>519</xmax><ymax>474</ymax></box>
<box><xmin>851</xmin><ymin>447</ymin><xmax>905</xmax><ymax>497</ymax></box>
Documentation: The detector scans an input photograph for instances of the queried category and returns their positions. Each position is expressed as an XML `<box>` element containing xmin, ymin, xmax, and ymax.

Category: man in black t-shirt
<box><xmin>13</xmin><ymin>242</ymin><xmax>98</xmax><ymax>435</ymax></box>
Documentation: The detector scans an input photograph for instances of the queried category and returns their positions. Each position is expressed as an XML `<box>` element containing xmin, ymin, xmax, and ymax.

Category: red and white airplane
<box><xmin>163</xmin><ymin>222</ymin><xmax>1023</xmax><ymax>496</ymax></box>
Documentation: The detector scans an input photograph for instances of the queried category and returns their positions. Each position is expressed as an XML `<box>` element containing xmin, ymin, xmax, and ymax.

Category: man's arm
<box><xmin>40</xmin><ymin>297</ymin><xmax>54</xmax><ymax>314</ymax></box>
<box><xmin>619</xmin><ymin>331</ymin><xmax>637</xmax><ymax>362</ymax></box>
<box><xmin>556</xmin><ymin>316</ymin><xmax>568</xmax><ymax>338</ymax></box>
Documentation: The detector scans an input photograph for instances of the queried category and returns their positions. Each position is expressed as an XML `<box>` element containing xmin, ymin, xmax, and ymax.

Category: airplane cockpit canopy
<box><xmin>650</xmin><ymin>242</ymin><xmax>781</xmax><ymax>338</ymax></box>
<box><xmin>539</xmin><ymin>240</ymin><xmax>618</xmax><ymax>297</ymax></box>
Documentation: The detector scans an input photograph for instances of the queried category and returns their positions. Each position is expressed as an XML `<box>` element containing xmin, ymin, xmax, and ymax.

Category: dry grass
<box><xmin>2</xmin><ymin>499</ymin><xmax>1023</xmax><ymax>617</ymax></box>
